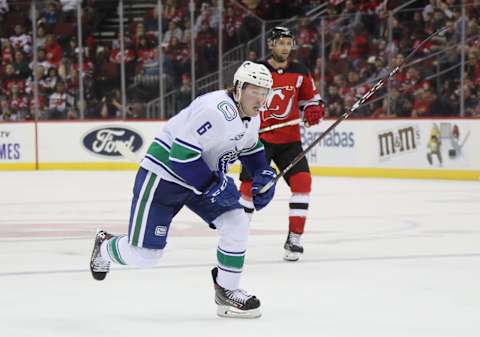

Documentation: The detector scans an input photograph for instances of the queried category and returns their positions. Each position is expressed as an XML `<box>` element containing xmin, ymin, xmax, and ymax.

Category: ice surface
<box><xmin>1</xmin><ymin>171</ymin><xmax>479</xmax><ymax>337</ymax></box>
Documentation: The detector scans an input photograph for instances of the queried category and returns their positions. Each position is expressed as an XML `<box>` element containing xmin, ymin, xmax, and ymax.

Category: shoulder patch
<box><xmin>217</xmin><ymin>101</ymin><xmax>238</xmax><ymax>121</ymax></box>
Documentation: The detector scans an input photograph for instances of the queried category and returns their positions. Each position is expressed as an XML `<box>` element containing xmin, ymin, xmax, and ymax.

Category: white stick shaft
<box><xmin>258</xmin><ymin>118</ymin><xmax>302</xmax><ymax>133</ymax></box>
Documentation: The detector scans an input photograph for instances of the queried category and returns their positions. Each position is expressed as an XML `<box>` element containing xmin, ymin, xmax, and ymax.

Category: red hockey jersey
<box><xmin>260</xmin><ymin>61</ymin><xmax>321</xmax><ymax>144</ymax></box>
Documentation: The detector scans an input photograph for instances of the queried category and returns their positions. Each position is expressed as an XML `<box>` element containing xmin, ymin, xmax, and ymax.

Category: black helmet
<box><xmin>268</xmin><ymin>26</ymin><xmax>295</xmax><ymax>43</ymax></box>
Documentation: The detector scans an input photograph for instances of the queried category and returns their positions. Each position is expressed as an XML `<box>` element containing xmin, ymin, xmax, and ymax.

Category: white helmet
<box><xmin>233</xmin><ymin>61</ymin><xmax>273</xmax><ymax>102</ymax></box>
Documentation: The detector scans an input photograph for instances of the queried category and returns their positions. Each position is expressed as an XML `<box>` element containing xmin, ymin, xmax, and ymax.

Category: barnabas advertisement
<box><xmin>300</xmin><ymin>124</ymin><xmax>356</xmax><ymax>165</ymax></box>
<box><xmin>301</xmin><ymin>127</ymin><xmax>355</xmax><ymax>148</ymax></box>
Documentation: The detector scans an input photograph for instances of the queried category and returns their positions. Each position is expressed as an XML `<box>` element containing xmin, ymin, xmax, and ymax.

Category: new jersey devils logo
<box><xmin>262</xmin><ymin>86</ymin><xmax>295</xmax><ymax>121</ymax></box>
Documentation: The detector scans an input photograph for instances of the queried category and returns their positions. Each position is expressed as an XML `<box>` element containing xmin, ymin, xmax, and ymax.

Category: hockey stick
<box><xmin>259</xmin><ymin>118</ymin><xmax>302</xmax><ymax>133</ymax></box>
<box><xmin>259</xmin><ymin>116</ymin><xmax>326</xmax><ymax>133</ymax></box>
<box><xmin>259</xmin><ymin>26</ymin><xmax>448</xmax><ymax>194</ymax></box>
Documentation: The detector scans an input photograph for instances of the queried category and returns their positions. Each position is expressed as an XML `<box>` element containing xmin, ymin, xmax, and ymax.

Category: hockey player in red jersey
<box><xmin>239</xmin><ymin>26</ymin><xmax>324</xmax><ymax>261</ymax></box>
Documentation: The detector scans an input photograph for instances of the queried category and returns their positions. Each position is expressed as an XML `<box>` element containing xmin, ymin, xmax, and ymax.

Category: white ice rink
<box><xmin>0</xmin><ymin>171</ymin><xmax>479</xmax><ymax>337</ymax></box>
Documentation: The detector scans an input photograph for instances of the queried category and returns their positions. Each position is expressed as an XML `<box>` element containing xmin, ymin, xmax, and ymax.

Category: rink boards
<box><xmin>0</xmin><ymin>119</ymin><xmax>479</xmax><ymax>180</ymax></box>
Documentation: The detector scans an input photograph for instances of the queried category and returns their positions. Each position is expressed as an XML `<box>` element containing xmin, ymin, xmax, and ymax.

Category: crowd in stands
<box><xmin>0</xmin><ymin>0</ymin><xmax>479</xmax><ymax>122</ymax></box>
<box><xmin>289</xmin><ymin>0</ymin><xmax>480</xmax><ymax>118</ymax></box>
<box><xmin>0</xmin><ymin>0</ymin><xmax>268</xmax><ymax>120</ymax></box>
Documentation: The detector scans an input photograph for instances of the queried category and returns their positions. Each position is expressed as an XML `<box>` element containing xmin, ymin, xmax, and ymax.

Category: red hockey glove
<box><xmin>303</xmin><ymin>104</ymin><xmax>325</xmax><ymax>127</ymax></box>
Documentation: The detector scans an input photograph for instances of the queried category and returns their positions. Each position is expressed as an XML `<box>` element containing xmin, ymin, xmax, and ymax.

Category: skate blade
<box><xmin>283</xmin><ymin>250</ymin><xmax>301</xmax><ymax>261</ymax></box>
<box><xmin>216</xmin><ymin>305</ymin><xmax>261</xmax><ymax>319</ymax></box>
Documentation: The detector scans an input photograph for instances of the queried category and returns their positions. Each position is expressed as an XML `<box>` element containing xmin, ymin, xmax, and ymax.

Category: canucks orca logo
<box><xmin>217</xmin><ymin>149</ymin><xmax>239</xmax><ymax>172</ymax></box>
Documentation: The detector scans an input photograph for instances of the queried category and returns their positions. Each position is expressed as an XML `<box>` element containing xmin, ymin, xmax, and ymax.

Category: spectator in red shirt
<box><xmin>412</xmin><ymin>87</ymin><xmax>433</xmax><ymax>117</ymax></box>
<box><xmin>45</xmin><ymin>34</ymin><xmax>63</xmax><ymax>67</ymax></box>
<box><xmin>109</xmin><ymin>38</ymin><xmax>135</xmax><ymax>64</ymax></box>
<box><xmin>2</xmin><ymin>63</ymin><xmax>25</xmax><ymax>96</ymax></box>
<box><xmin>109</xmin><ymin>36</ymin><xmax>136</xmax><ymax>81</ymax></box>
<box><xmin>135</xmin><ymin>35</ymin><xmax>156</xmax><ymax>76</ymax></box>
<box><xmin>400</xmin><ymin>67</ymin><xmax>429</xmax><ymax>96</ymax></box>
<box><xmin>348</xmin><ymin>27</ymin><xmax>370</xmax><ymax>65</ymax></box>
<box><xmin>138</xmin><ymin>36</ymin><xmax>156</xmax><ymax>61</ymax></box>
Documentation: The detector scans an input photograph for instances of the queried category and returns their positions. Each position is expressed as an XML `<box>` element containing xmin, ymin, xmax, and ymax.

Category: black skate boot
<box><xmin>89</xmin><ymin>230</ymin><xmax>113</xmax><ymax>281</ymax></box>
<box><xmin>283</xmin><ymin>231</ymin><xmax>304</xmax><ymax>261</ymax></box>
<box><xmin>211</xmin><ymin>267</ymin><xmax>261</xmax><ymax>318</ymax></box>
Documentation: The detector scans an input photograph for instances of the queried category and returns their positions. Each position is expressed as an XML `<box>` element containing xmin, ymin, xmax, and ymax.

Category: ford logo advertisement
<box><xmin>82</xmin><ymin>126</ymin><xmax>143</xmax><ymax>157</ymax></box>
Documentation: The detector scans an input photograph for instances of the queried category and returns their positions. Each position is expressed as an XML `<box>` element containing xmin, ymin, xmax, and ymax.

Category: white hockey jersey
<box><xmin>140</xmin><ymin>90</ymin><xmax>264</xmax><ymax>193</ymax></box>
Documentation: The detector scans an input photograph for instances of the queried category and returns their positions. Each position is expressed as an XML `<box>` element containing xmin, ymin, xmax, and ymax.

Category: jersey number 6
<box><xmin>197</xmin><ymin>121</ymin><xmax>212</xmax><ymax>135</ymax></box>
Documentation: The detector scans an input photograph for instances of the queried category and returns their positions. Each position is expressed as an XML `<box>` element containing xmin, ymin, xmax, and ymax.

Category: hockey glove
<box><xmin>303</xmin><ymin>104</ymin><xmax>325</xmax><ymax>127</ymax></box>
<box><xmin>251</xmin><ymin>166</ymin><xmax>277</xmax><ymax>211</ymax></box>
<box><xmin>204</xmin><ymin>172</ymin><xmax>240</xmax><ymax>207</ymax></box>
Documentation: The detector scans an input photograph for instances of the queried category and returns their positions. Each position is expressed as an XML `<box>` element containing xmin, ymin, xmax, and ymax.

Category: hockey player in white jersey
<box><xmin>89</xmin><ymin>61</ymin><xmax>277</xmax><ymax>319</ymax></box>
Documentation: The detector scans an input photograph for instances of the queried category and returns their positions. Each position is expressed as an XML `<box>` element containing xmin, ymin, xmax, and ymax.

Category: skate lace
<box><xmin>92</xmin><ymin>256</ymin><xmax>110</xmax><ymax>272</ymax></box>
<box><xmin>288</xmin><ymin>232</ymin><xmax>301</xmax><ymax>246</ymax></box>
<box><xmin>225</xmin><ymin>289</ymin><xmax>251</xmax><ymax>304</ymax></box>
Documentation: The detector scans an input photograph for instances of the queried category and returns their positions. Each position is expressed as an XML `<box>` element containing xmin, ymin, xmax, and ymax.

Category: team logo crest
<box><xmin>217</xmin><ymin>149</ymin><xmax>239</xmax><ymax>173</ymax></box>
<box><xmin>217</xmin><ymin>101</ymin><xmax>238</xmax><ymax>121</ymax></box>
<box><xmin>155</xmin><ymin>226</ymin><xmax>168</xmax><ymax>236</ymax></box>
<box><xmin>262</xmin><ymin>86</ymin><xmax>295</xmax><ymax>121</ymax></box>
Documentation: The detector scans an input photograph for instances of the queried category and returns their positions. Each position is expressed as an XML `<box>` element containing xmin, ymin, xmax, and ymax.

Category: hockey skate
<box><xmin>283</xmin><ymin>232</ymin><xmax>304</xmax><ymax>262</ymax></box>
<box><xmin>211</xmin><ymin>267</ymin><xmax>261</xmax><ymax>318</ymax></box>
<box><xmin>89</xmin><ymin>230</ymin><xmax>113</xmax><ymax>281</ymax></box>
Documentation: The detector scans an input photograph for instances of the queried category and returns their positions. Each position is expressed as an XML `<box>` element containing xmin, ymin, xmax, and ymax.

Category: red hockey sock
<box><xmin>239</xmin><ymin>180</ymin><xmax>253</xmax><ymax>200</ymax></box>
<box><xmin>289</xmin><ymin>216</ymin><xmax>305</xmax><ymax>234</ymax></box>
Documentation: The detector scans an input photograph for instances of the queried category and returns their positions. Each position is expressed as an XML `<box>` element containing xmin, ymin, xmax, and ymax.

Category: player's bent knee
<box><xmin>213</xmin><ymin>209</ymin><xmax>250</xmax><ymax>247</ymax></box>
<box><xmin>127</xmin><ymin>245</ymin><xmax>164</xmax><ymax>268</ymax></box>
<box><xmin>288</xmin><ymin>172</ymin><xmax>312</xmax><ymax>193</ymax></box>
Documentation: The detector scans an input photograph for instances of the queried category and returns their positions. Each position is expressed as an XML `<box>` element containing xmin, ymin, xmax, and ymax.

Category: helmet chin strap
<box><xmin>234</xmin><ymin>83</ymin><xmax>247</xmax><ymax>118</ymax></box>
